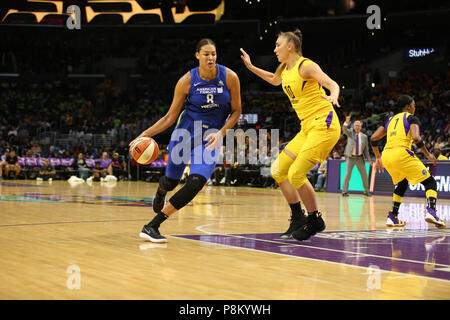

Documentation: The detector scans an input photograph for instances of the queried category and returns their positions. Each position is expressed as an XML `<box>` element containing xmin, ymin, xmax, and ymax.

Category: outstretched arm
<box><xmin>240</xmin><ymin>48</ymin><xmax>282</xmax><ymax>86</ymax></box>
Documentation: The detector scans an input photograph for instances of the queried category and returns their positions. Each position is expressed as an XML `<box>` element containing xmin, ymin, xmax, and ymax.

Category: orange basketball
<box><xmin>130</xmin><ymin>137</ymin><xmax>159</xmax><ymax>165</ymax></box>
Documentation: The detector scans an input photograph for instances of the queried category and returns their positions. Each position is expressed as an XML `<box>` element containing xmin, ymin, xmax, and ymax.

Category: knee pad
<box><xmin>394</xmin><ymin>178</ymin><xmax>409</xmax><ymax>197</ymax></box>
<box><xmin>421</xmin><ymin>176</ymin><xmax>437</xmax><ymax>191</ymax></box>
<box><xmin>169</xmin><ymin>174</ymin><xmax>206</xmax><ymax>210</ymax></box>
<box><xmin>270</xmin><ymin>151</ymin><xmax>293</xmax><ymax>183</ymax></box>
<box><xmin>159</xmin><ymin>175</ymin><xmax>179</xmax><ymax>192</ymax></box>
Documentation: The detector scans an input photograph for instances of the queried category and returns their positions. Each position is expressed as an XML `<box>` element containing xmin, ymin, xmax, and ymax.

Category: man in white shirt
<box><xmin>342</xmin><ymin>115</ymin><xmax>372</xmax><ymax>196</ymax></box>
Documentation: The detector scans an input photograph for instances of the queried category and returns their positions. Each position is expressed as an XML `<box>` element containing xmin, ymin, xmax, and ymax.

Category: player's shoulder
<box><xmin>406</xmin><ymin>114</ymin><xmax>420</xmax><ymax>125</ymax></box>
<box><xmin>224</xmin><ymin>66</ymin><xmax>238</xmax><ymax>79</ymax></box>
<box><xmin>178</xmin><ymin>71</ymin><xmax>192</xmax><ymax>85</ymax></box>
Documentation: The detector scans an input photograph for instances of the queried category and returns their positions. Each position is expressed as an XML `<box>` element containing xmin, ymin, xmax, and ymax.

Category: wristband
<box><xmin>370</xmin><ymin>139</ymin><xmax>379</xmax><ymax>147</ymax></box>
<box><xmin>416</xmin><ymin>140</ymin><xmax>424</xmax><ymax>148</ymax></box>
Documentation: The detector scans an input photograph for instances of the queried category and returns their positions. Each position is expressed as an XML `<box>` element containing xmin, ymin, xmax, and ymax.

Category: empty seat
<box><xmin>89</xmin><ymin>14</ymin><xmax>123</xmax><ymax>25</ymax></box>
<box><xmin>2</xmin><ymin>13</ymin><xmax>38</xmax><ymax>24</ymax></box>
<box><xmin>85</xmin><ymin>159</ymin><xmax>96</xmax><ymax>168</ymax></box>
<box><xmin>181</xmin><ymin>13</ymin><xmax>215</xmax><ymax>25</ymax></box>
<box><xmin>39</xmin><ymin>14</ymin><xmax>68</xmax><ymax>25</ymax></box>
<box><xmin>126</xmin><ymin>13</ymin><xmax>162</xmax><ymax>25</ymax></box>
<box><xmin>60</xmin><ymin>158</ymin><xmax>75</xmax><ymax>167</ymax></box>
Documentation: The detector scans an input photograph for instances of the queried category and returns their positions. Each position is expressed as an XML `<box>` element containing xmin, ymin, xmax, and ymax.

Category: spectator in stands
<box><xmin>314</xmin><ymin>160</ymin><xmax>328</xmax><ymax>192</ymax></box>
<box><xmin>332</xmin><ymin>150</ymin><xmax>344</xmax><ymax>159</ymax></box>
<box><xmin>92</xmin><ymin>161</ymin><xmax>107</xmax><ymax>182</ymax></box>
<box><xmin>4</xmin><ymin>149</ymin><xmax>21</xmax><ymax>179</ymax></box>
<box><xmin>76</xmin><ymin>153</ymin><xmax>90</xmax><ymax>180</ymax></box>
<box><xmin>211</xmin><ymin>146</ymin><xmax>225</xmax><ymax>185</ymax></box>
<box><xmin>31</xmin><ymin>142</ymin><xmax>42</xmax><ymax>157</ymax></box>
<box><xmin>109</xmin><ymin>152</ymin><xmax>127</xmax><ymax>180</ymax></box>
<box><xmin>46</xmin><ymin>146</ymin><xmax>59</xmax><ymax>158</ymax></box>
<box><xmin>37</xmin><ymin>159</ymin><xmax>56</xmax><ymax>182</ymax></box>
<box><xmin>434</xmin><ymin>149</ymin><xmax>448</xmax><ymax>160</ymax></box>
<box><xmin>0</xmin><ymin>149</ymin><xmax>7</xmax><ymax>179</ymax></box>
<box><xmin>100</xmin><ymin>152</ymin><xmax>113</xmax><ymax>175</ymax></box>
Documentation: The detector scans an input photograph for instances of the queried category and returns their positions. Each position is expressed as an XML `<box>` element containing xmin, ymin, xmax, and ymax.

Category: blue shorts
<box><xmin>165</xmin><ymin>114</ymin><xmax>222</xmax><ymax>180</ymax></box>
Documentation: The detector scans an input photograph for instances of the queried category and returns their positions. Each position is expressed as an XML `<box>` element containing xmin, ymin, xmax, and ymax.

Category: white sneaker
<box><xmin>86</xmin><ymin>176</ymin><xmax>93</xmax><ymax>183</ymax></box>
<box><xmin>36</xmin><ymin>177</ymin><xmax>43</xmax><ymax>181</ymax></box>
<box><xmin>48</xmin><ymin>178</ymin><xmax>53</xmax><ymax>182</ymax></box>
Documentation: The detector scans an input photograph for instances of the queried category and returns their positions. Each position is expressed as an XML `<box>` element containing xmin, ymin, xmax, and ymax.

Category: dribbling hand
<box><xmin>205</xmin><ymin>131</ymin><xmax>224</xmax><ymax>151</ymax></box>
<box><xmin>129</xmin><ymin>135</ymin><xmax>148</xmax><ymax>148</ymax></box>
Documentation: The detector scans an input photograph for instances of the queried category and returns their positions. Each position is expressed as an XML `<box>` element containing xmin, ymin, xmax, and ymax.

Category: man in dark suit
<box><xmin>342</xmin><ymin>115</ymin><xmax>372</xmax><ymax>196</ymax></box>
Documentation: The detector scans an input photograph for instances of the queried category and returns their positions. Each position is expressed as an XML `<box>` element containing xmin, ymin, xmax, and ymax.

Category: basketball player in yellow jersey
<box><xmin>371</xmin><ymin>95</ymin><xmax>445</xmax><ymax>228</ymax></box>
<box><xmin>240</xmin><ymin>29</ymin><xmax>341</xmax><ymax>241</ymax></box>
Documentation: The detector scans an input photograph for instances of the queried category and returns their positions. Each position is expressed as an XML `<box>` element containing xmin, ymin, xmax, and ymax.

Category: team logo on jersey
<box><xmin>422</xmin><ymin>169</ymin><xmax>428</xmax><ymax>176</ymax></box>
<box><xmin>218</xmin><ymin>80</ymin><xmax>224</xmax><ymax>87</ymax></box>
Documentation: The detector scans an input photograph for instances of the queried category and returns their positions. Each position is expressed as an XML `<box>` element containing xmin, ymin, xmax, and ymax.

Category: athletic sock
<box><xmin>426</xmin><ymin>189</ymin><xmax>437</xmax><ymax>210</ymax></box>
<box><xmin>149</xmin><ymin>212</ymin><xmax>168</xmax><ymax>228</ymax></box>
<box><xmin>392</xmin><ymin>194</ymin><xmax>403</xmax><ymax>215</ymax></box>
<box><xmin>289</xmin><ymin>202</ymin><xmax>303</xmax><ymax>220</ymax></box>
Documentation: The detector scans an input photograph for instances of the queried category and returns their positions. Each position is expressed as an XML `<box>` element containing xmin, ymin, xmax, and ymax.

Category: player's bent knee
<box><xmin>159</xmin><ymin>175</ymin><xmax>179</xmax><ymax>192</ymax></box>
<box><xmin>168</xmin><ymin>174</ymin><xmax>206</xmax><ymax>210</ymax></box>
<box><xmin>394</xmin><ymin>178</ymin><xmax>409</xmax><ymax>196</ymax></box>
<box><xmin>421</xmin><ymin>176</ymin><xmax>437</xmax><ymax>191</ymax></box>
<box><xmin>270</xmin><ymin>153</ymin><xmax>292</xmax><ymax>183</ymax></box>
<box><xmin>287</xmin><ymin>169</ymin><xmax>308</xmax><ymax>189</ymax></box>
<box><xmin>270</xmin><ymin>163</ymin><xmax>288</xmax><ymax>183</ymax></box>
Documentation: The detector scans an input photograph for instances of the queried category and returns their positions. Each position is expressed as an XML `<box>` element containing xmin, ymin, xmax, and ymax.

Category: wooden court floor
<box><xmin>0</xmin><ymin>180</ymin><xmax>449</xmax><ymax>300</ymax></box>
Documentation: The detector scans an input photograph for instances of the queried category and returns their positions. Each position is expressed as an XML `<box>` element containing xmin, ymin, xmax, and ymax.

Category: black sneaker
<box><xmin>291</xmin><ymin>212</ymin><xmax>326</xmax><ymax>241</ymax></box>
<box><xmin>152</xmin><ymin>190</ymin><xmax>166</xmax><ymax>213</ymax></box>
<box><xmin>280</xmin><ymin>210</ymin><xmax>307</xmax><ymax>239</ymax></box>
<box><xmin>139</xmin><ymin>224</ymin><xmax>167</xmax><ymax>243</ymax></box>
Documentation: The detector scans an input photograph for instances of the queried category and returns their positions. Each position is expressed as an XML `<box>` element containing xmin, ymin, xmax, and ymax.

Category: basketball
<box><xmin>130</xmin><ymin>137</ymin><xmax>159</xmax><ymax>165</ymax></box>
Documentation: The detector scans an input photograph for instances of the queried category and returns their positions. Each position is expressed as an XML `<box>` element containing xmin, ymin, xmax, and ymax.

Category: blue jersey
<box><xmin>181</xmin><ymin>63</ymin><xmax>231</xmax><ymax>130</ymax></box>
<box><xmin>165</xmin><ymin>64</ymin><xmax>231</xmax><ymax>181</ymax></box>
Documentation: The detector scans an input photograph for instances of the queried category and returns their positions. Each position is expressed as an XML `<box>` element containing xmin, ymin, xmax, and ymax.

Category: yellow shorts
<box><xmin>381</xmin><ymin>148</ymin><xmax>431</xmax><ymax>186</ymax></box>
<box><xmin>271</xmin><ymin>110</ymin><xmax>340</xmax><ymax>188</ymax></box>
<box><xmin>285</xmin><ymin>110</ymin><xmax>341</xmax><ymax>163</ymax></box>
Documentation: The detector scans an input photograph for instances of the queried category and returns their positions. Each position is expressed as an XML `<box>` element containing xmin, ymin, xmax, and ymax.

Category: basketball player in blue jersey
<box><xmin>130</xmin><ymin>39</ymin><xmax>242</xmax><ymax>243</ymax></box>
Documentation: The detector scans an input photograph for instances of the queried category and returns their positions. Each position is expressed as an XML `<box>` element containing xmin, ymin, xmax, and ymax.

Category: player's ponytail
<box><xmin>278</xmin><ymin>29</ymin><xmax>303</xmax><ymax>55</ymax></box>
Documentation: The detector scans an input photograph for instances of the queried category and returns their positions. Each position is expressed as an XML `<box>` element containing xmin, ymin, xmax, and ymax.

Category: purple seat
<box><xmin>25</xmin><ymin>157</ymin><xmax>38</xmax><ymax>166</ymax></box>
<box><xmin>49</xmin><ymin>158</ymin><xmax>61</xmax><ymax>166</ymax></box>
<box><xmin>1</xmin><ymin>155</ymin><xmax>5</xmax><ymax>162</ymax></box>
<box><xmin>37</xmin><ymin>158</ymin><xmax>46</xmax><ymax>166</ymax></box>
<box><xmin>18</xmin><ymin>157</ymin><xmax>25</xmax><ymax>166</ymax></box>
<box><xmin>60</xmin><ymin>158</ymin><xmax>74</xmax><ymax>167</ymax></box>
<box><xmin>85</xmin><ymin>158</ymin><xmax>96</xmax><ymax>168</ymax></box>
<box><xmin>150</xmin><ymin>159</ymin><xmax>166</xmax><ymax>167</ymax></box>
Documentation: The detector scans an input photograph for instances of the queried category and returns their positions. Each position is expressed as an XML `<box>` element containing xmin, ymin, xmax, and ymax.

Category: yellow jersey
<box><xmin>281</xmin><ymin>57</ymin><xmax>333</xmax><ymax>121</ymax></box>
<box><xmin>384</xmin><ymin>112</ymin><xmax>420</xmax><ymax>150</ymax></box>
